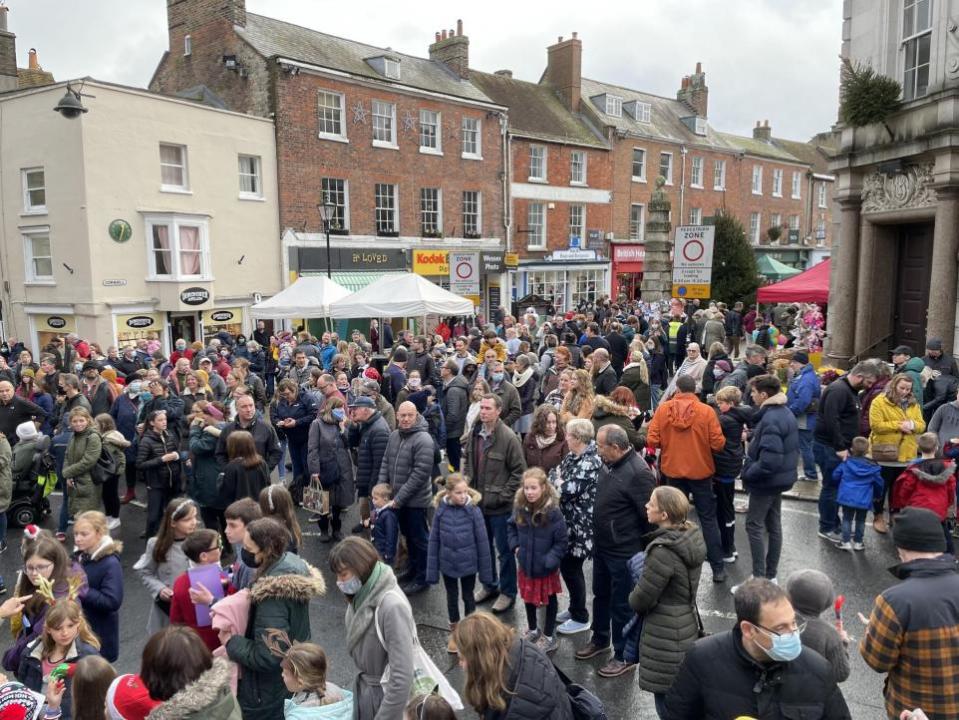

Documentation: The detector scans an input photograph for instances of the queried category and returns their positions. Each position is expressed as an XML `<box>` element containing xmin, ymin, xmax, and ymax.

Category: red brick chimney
<box><xmin>676</xmin><ymin>61</ymin><xmax>708</xmax><ymax>117</ymax></box>
<box><xmin>0</xmin><ymin>4</ymin><xmax>16</xmax><ymax>92</ymax></box>
<box><xmin>753</xmin><ymin>119</ymin><xmax>772</xmax><ymax>141</ymax></box>
<box><xmin>166</xmin><ymin>0</ymin><xmax>246</xmax><ymax>51</ymax></box>
<box><xmin>428</xmin><ymin>19</ymin><xmax>469</xmax><ymax>79</ymax></box>
<box><xmin>543</xmin><ymin>32</ymin><xmax>582</xmax><ymax>112</ymax></box>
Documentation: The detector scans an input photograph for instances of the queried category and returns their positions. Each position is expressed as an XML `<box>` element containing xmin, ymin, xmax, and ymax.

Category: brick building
<box><xmin>151</xmin><ymin>2</ymin><xmax>507</xmax><ymax>320</ymax></box>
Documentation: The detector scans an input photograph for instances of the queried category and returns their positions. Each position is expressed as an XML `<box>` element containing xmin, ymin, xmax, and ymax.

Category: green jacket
<box><xmin>0</xmin><ymin>435</ymin><xmax>11</xmax><ymax>513</ymax></box>
<box><xmin>900</xmin><ymin>356</ymin><xmax>926</xmax><ymax>405</ymax></box>
<box><xmin>226</xmin><ymin>553</ymin><xmax>326</xmax><ymax>719</ymax></box>
<box><xmin>629</xmin><ymin>524</ymin><xmax>707</xmax><ymax>694</ymax></box>
<box><xmin>63</xmin><ymin>427</ymin><xmax>101</xmax><ymax>516</ymax></box>
<box><xmin>461</xmin><ymin>419</ymin><xmax>527</xmax><ymax>515</ymax></box>
<box><xmin>188</xmin><ymin>423</ymin><xmax>224</xmax><ymax>508</ymax></box>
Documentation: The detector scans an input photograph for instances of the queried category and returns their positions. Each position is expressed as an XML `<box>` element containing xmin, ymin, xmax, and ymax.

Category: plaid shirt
<box><xmin>860</xmin><ymin>557</ymin><xmax>959</xmax><ymax>719</ymax></box>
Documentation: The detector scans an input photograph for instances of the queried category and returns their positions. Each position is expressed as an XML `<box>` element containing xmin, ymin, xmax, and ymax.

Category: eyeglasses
<box><xmin>755</xmin><ymin>618</ymin><xmax>807</xmax><ymax>637</ymax></box>
<box><xmin>25</xmin><ymin>561</ymin><xmax>54</xmax><ymax>575</ymax></box>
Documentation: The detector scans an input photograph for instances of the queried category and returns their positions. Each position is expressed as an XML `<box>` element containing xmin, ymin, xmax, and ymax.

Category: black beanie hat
<box><xmin>893</xmin><ymin>507</ymin><xmax>947</xmax><ymax>553</ymax></box>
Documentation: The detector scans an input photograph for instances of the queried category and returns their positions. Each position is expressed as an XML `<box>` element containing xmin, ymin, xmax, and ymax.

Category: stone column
<box><xmin>825</xmin><ymin>197</ymin><xmax>861</xmax><ymax>367</ymax></box>
<box><xmin>853</xmin><ymin>219</ymin><xmax>876</xmax><ymax>355</ymax></box>
<box><xmin>641</xmin><ymin>177</ymin><xmax>673</xmax><ymax>302</ymax></box>
<box><xmin>927</xmin><ymin>186</ymin><xmax>959</xmax><ymax>353</ymax></box>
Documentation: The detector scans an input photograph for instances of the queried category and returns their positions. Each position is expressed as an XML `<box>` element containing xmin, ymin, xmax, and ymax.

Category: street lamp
<box><xmin>317</xmin><ymin>194</ymin><xmax>335</xmax><ymax>279</ymax></box>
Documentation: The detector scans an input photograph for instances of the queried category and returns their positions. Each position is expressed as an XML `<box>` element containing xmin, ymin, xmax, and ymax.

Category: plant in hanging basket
<box><xmin>839</xmin><ymin>57</ymin><xmax>901</xmax><ymax>133</ymax></box>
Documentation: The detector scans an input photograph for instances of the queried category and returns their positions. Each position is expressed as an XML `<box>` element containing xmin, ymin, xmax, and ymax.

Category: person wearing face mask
<box><xmin>487</xmin><ymin>362</ymin><xmax>521</xmax><ymax>428</ymax></box>
<box><xmin>222</xmin><ymin>517</ymin><xmax>325</xmax><ymax>720</ymax></box>
<box><xmin>664</xmin><ymin>578</ymin><xmax>851</xmax><ymax>719</ymax></box>
<box><xmin>330</xmin><ymin>536</ymin><xmax>415</xmax><ymax>720</ymax></box>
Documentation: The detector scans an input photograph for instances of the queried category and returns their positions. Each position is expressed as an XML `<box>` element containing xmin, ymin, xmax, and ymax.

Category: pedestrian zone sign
<box><xmin>672</xmin><ymin>225</ymin><xmax>715</xmax><ymax>299</ymax></box>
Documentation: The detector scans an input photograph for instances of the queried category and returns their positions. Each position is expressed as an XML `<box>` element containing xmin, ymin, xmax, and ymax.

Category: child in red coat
<box><xmin>895</xmin><ymin>432</ymin><xmax>956</xmax><ymax>553</ymax></box>
<box><xmin>169</xmin><ymin>529</ymin><xmax>230</xmax><ymax>651</ymax></box>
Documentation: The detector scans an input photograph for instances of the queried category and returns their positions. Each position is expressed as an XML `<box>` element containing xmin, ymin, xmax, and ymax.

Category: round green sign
<box><xmin>109</xmin><ymin>219</ymin><xmax>132</xmax><ymax>243</ymax></box>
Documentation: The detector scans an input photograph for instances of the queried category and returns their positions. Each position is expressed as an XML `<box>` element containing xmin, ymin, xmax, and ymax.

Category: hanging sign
<box><xmin>449</xmin><ymin>252</ymin><xmax>480</xmax><ymax>294</ymax></box>
<box><xmin>671</xmin><ymin>225</ymin><xmax>715</xmax><ymax>299</ymax></box>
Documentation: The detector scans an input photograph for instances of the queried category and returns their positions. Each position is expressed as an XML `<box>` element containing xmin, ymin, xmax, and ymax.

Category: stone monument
<box><xmin>640</xmin><ymin>176</ymin><xmax>673</xmax><ymax>302</ymax></box>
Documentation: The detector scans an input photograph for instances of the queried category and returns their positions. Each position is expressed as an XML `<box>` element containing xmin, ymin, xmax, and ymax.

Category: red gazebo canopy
<box><xmin>756</xmin><ymin>259</ymin><xmax>830</xmax><ymax>305</ymax></box>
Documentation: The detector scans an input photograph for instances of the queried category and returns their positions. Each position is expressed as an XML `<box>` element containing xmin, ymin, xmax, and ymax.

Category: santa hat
<box><xmin>362</xmin><ymin>367</ymin><xmax>381</xmax><ymax>381</ymax></box>
<box><xmin>106</xmin><ymin>675</ymin><xmax>161</xmax><ymax>720</ymax></box>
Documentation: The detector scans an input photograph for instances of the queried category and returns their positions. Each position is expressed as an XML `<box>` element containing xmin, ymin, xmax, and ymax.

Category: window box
<box><xmin>377</xmin><ymin>230</ymin><xmax>399</xmax><ymax>238</ymax></box>
<box><xmin>422</xmin><ymin>230</ymin><xmax>444</xmax><ymax>239</ymax></box>
<box><xmin>463</xmin><ymin>231</ymin><xmax>481</xmax><ymax>240</ymax></box>
<box><xmin>328</xmin><ymin>227</ymin><xmax>351</xmax><ymax>236</ymax></box>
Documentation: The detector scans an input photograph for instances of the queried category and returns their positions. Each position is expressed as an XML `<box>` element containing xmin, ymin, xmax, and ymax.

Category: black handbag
<box><xmin>551</xmin><ymin>661</ymin><xmax>608</xmax><ymax>720</ymax></box>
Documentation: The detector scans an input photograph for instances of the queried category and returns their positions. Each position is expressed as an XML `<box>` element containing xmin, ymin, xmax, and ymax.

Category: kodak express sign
<box><xmin>413</xmin><ymin>249</ymin><xmax>449</xmax><ymax>276</ymax></box>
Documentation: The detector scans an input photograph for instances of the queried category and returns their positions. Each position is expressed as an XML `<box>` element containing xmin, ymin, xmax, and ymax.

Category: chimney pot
<box><xmin>0</xmin><ymin>6</ymin><xmax>7</xmax><ymax>33</ymax></box>
<box><xmin>435</xmin><ymin>32</ymin><xmax>441</xmax><ymax>42</ymax></box>
<box><xmin>441</xmin><ymin>29</ymin><xmax>447</xmax><ymax>40</ymax></box>
<box><xmin>494</xmin><ymin>69</ymin><xmax>513</xmax><ymax>78</ymax></box>
<box><xmin>456</xmin><ymin>19</ymin><xmax>463</xmax><ymax>36</ymax></box>
<box><xmin>449</xmin><ymin>28</ymin><xmax>454</xmax><ymax>38</ymax></box>
<box><xmin>558</xmin><ymin>36</ymin><xmax>563</xmax><ymax>43</ymax></box>
<box><xmin>28</xmin><ymin>47</ymin><xmax>38</xmax><ymax>70</ymax></box>
<box><xmin>756</xmin><ymin>120</ymin><xmax>761</xmax><ymax>127</ymax></box>
<box><xmin>695</xmin><ymin>61</ymin><xmax>702</xmax><ymax>74</ymax></box>
<box><xmin>572</xmin><ymin>31</ymin><xmax>578</xmax><ymax>39</ymax></box>
<box><xmin>764</xmin><ymin>119</ymin><xmax>769</xmax><ymax>127</ymax></box>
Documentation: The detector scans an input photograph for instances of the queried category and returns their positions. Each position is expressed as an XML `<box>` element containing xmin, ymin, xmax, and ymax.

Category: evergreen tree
<box><xmin>711</xmin><ymin>212</ymin><xmax>760</xmax><ymax>304</ymax></box>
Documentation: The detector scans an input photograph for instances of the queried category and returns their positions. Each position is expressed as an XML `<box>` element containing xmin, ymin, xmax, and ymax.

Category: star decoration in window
<box><xmin>352</xmin><ymin>101</ymin><xmax>368</xmax><ymax>124</ymax></box>
<box><xmin>402</xmin><ymin>110</ymin><xmax>417</xmax><ymax>132</ymax></box>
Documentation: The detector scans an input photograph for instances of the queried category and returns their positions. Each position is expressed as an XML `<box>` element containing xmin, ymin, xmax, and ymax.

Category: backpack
<box><xmin>90</xmin><ymin>444</ymin><xmax>120</xmax><ymax>485</ymax></box>
<box><xmin>551</xmin><ymin>661</ymin><xmax>608</xmax><ymax>719</ymax></box>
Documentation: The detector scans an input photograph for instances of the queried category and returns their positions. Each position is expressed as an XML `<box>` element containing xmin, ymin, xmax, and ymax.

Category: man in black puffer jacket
<box><xmin>739</xmin><ymin>375</ymin><xmax>798</xmax><ymax>586</ymax></box>
<box><xmin>665</xmin><ymin>578</ymin><xmax>851</xmax><ymax>720</ymax></box>
<box><xmin>346</xmin><ymin>396</ymin><xmax>390</xmax><ymax>533</ymax></box>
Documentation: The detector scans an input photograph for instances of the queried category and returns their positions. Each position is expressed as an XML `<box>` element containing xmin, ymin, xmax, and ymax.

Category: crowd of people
<box><xmin>0</xmin><ymin>294</ymin><xmax>951</xmax><ymax>719</ymax></box>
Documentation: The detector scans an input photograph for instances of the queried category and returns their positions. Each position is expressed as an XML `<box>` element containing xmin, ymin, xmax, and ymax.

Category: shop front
<box><xmin>114</xmin><ymin>312</ymin><xmax>165</xmax><ymax>348</ymax></box>
<box><xmin>516</xmin><ymin>250</ymin><xmax>610</xmax><ymax>314</ymax></box>
<box><xmin>202</xmin><ymin>307</ymin><xmax>245</xmax><ymax>342</ymax></box>
<box><xmin>610</xmin><ymin>244</ymin><xmax>645</xmax><ymax>302</ymax></box>
<box><xmin>29</xmin><ymin>310</ymin><xmax>76</xmax><ymax>354</ymax></box>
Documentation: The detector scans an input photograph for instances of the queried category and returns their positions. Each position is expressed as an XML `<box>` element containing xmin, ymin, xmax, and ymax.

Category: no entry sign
<box><xmin>449</xmin><ymin>251</ymin><xmax>480</xmax><ymax>294</ymax></box>
<box><xmin>672</xmin><ymin>225</ymin><xmax>715</xmax><ymax>299</ymax></box>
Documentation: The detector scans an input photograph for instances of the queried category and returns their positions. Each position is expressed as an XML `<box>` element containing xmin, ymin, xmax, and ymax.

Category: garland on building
<box><xmin>838</xmin><ymin>58</ymin><xmax>901</xmax><ymax>135</ymax></box>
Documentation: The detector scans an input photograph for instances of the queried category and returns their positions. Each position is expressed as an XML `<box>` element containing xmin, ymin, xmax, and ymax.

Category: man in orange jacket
<box><xmin>647</xmin><ymin>374</ymin><xmax>728</xmax><ymax>582</ymax></box>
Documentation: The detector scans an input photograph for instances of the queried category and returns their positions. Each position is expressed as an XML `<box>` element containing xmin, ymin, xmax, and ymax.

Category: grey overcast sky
<box><xmin>9</xmin><ymin>0</ymin><xmax>842</xmax><ymax>141</ymax></box>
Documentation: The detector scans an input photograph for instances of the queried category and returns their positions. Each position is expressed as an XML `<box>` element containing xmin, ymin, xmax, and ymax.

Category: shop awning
<box><xmin>330</xmin><ymin>271</ymin><xmax>395</xmax><ymax>294</ymax></box>
<box><xmin>756</xmin><ymin>254</ymin><xmax>802</xmax><ymax>280</ymax></box>
<box><xmin>757</xmin><ymin>259</ymin><xmax>831</xmax><ymax>305</ymax></box>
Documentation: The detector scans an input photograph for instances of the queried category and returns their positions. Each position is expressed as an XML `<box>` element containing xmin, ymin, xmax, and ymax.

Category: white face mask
<box><xmin>336</xmin><ymin>575</ymin><xmax>362</xmax><ymax>595</ymax></box>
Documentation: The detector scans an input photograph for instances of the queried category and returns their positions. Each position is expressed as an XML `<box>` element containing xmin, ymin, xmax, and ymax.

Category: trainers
<box><xmin>853</xmin><ymin>542</ymin><xmax>865</xmax><ymax>551</ymax></box>
<box><xmin>55</xmin><ymin>532</ymin><xmax>66</xmax><ymax>543</ymax></box>
<box><xmin>803</xmin><ymin>475</ymin><xmax>820</xmax><ymax>482</ymax></box>
<box><xmin>556</xmin><ymin>619</ymin><xmax>591</xmax><ymax>635</ymax></box>
<box><xmin>556</xmin><ymin>610</ymin><xmax>572</xmax><ymax>624</ymax></box>
<box><xmin>723</xmin><ymin>553</ymin><xmax>738</xmax><ymax>563</ymax></box>
<box><xmin>836</xmin><ymin>541</ymin><xmax>853</xmax><ymax>551</ymax></box>
<box><xmin>0</xmin><ymin>541</ymin><xmax>8</xmax><ymax>554</ymax></box>
<box><xmin>575</xmin><ymin>642</ymin><xmax>609</xmax><ymax>661</ymax></box>
<box><xmin>474</xmin><ymin>586</ymin><xmax>498</xmax><ymax>604</ymax></box>
<box><xmin>597</xmin><ymin>659</ymin><xmax>636</xmax><ymax>678</ymax></box>
<box><xmin>107</xmin><ymin>517</ymin><xmax>121</xmax><ymax>531</ymax></box>
<box><xmin>536</xmin><ymin>634</ymin><xmax>558</xmax><ymax>654</ymax></box>
<box><xmin>523</xmin><ymin>629</ymin><xmax>541</xmax><ymax>642</ymax></box>
<box><xmin>712</xmin><ymin>569</ymin><xmax>727</xmax><ymax>583</ymax></box>
<box><xmin>817</xmin><ymin>530</ymin><xmax>842</xmax><ymax>544</ymax></box>
<box><xmin>491</xmin><ymin>594</ymin><xmax>515</xmax><ymax>613</ymax></box>
<box><xmin>401</xmin><ymin>582</ymin><xmax>428</xmax><ymax>596</ymax></box>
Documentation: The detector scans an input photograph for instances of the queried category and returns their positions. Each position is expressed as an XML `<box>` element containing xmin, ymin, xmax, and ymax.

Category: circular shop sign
<box><xmin>108</xmin><ymin>219</ymin><xmax>133</xmax><ymax>243</ymax></box>
<box><xmin>210</xmin><ymin>311</ymin><xmax>234</xmax><ymax>322</ymax></box>
<box><xmin>46</xmin><ymin>316</ymin><xmax>66</xmax><ymax>329</ymax></box>
<box><xmin>180</xmin><ymin>287</ymin><xmax>210</xmax><ymax>306</ymax></box>
<box><xmin>125</xmin><ymin>316</ymin><xmax>156</xmax><ymax>329</ymax></box>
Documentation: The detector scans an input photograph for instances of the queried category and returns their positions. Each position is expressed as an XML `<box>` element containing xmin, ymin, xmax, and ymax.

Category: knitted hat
<box><xmin>15</xmin><ymin>422</ymin><xmax>37</xmax><ymax>442</ymax></box>
<box><xmin>19</xmin><ymin>368</ymin><xmax>34</xmax><ymax>379</ymax></box>
<box><xmin>81</xmin><ymin>361</ymin><xmax>99</xmax><ymax>374</ymax></box>
<box><xmin>0</xmin><ymin>680</ymin><xmax>43</xmax><ymax>720</ymax></box>
<box><xmin>926</xmin><ymin>338</ymin><xmax>944</xmax><ymax>352</ymax></box>
<box><xmin>106</xmin><ymin>675</ymin><xmax>161</xmax><ymax>720</ymax></box>
<box><xmin>362</xmin><ymin>367</ymin><xmax>381</xmax><ymax>381</ymax></box>
<box><xmin>785</xmin><ymin>569</ymin><xmax>834</xmax><ymax>617</ymax></box>
<box><xmin>893</xmin><ymin>507</ymin><xmax>947</xmax><ymax>553</ymax></box>
<box><xmin>792</xmin><ymin>351</ymin><xmax>809</xmax><ymax>365</ymax></box>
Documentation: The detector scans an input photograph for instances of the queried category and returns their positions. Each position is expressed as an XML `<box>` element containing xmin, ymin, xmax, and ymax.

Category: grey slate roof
<box><xmin>580</xmin><ymin>77</ymin><xmax>739</xmax><ymax>151</ymax></box>
<box><xmin>471</xmin><ymin>71</ymin><xmax>605</xmax><ymax>148</ymax></box>
<box><xmin>716</xmin><ymin>131</ymin><xmax>805</xmax><ymax>163</ymax></box>
<box><xmin>238</xmin><ymin>13</ymin><xmax>495</xmax><ymax>105</ymax></box>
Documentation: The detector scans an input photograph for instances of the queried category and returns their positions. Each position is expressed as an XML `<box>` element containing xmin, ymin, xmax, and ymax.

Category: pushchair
<box><xmin>8</xmin><ymin>435</ymin><xmax>56</xmax><ymax>527</ymax></box>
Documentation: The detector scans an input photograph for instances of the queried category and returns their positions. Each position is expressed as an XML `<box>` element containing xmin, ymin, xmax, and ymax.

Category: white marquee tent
<box><xmin>330</xmin><ymin>272</ymin><xmax>475</xmax><ymax>318</ymax></box>
<box><xmin>249</xmin><ymin>275</ymin><xmax>351</xmax><ymax>319</ymax></box>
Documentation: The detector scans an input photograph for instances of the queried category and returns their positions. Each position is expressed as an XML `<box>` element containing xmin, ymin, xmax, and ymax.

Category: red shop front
<box><xmin>611</xmin><ymin>244</ymin><xmax>645</xmax><ymax>301</ymax></box>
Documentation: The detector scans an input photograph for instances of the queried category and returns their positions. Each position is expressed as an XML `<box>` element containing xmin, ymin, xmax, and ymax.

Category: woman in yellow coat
<box><xmin>868</xmin><ymin>372</ymin><xmax>925</xmax><ymax>533</ymax></box>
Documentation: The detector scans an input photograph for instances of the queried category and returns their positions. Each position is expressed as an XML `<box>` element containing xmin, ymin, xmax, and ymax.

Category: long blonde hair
<box><xmin>453</xmin><ymin>612</ymin><xmax>515</xmax><ymax>712</ymax></box>
<box><xmin>42</xmin><ymin>599</ymin><xmax>101</xmax><ymax>657</ymax></box>
<box><xmin>561</xmin><ymin>369</ymin><xmax>594</xmax><ymax>416</ymax></box>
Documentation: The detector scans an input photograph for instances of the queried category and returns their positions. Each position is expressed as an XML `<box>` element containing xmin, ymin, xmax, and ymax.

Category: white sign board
<box><xmin>449</xmin><ymin>252</ymin><xmax>480</xmax><ymax>294</ymax></box>
<box><xmin>671</xmin><ymin>225</ymin><xmax>715</xmax><ymax>299</ymax></box>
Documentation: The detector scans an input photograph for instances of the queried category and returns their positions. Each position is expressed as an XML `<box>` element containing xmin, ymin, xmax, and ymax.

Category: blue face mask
<box><xmin>756</xmin><ymin>627</ymin><xmax>802</xmax><ymax>662</ymax></box>
<box><xmin>491</xmin><ymin>372</ymin><xmax>504</xmax><ymax>383</ymax></box>
<box><xmin>337</xmin><ymin>575</ymin><xmax>362</xmax><ymax>596</ymax></box>
<box><xmin>139</xmin><ymin>391</ymin><xmax>153</xmax><ymax>403</ymax></box>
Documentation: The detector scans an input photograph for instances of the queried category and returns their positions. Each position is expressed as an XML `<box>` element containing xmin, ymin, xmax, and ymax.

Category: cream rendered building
<box><xmin>0</xmin><ymin>79</ymin><xmax>281</xmax><ymax>355</ymax></box>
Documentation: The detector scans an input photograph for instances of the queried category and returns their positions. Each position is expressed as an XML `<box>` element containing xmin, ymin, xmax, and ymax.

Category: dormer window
<box><xmin>365</xmin><ymin>55</ymin><xmax>401</xmax><ymax>80</ymax></box>
<box><xmin>681</xmin><ymin>116</ymin><xmax>708</xmax><ymax>136</ymax></box>
<box><xmin>624</xmin><ymin>101</ymin><xmax>651</xmax><ymax>123</ymax></box>
<box><xmin>605</xmin><ymin>95</ymin><xmax>623</xmax><ymax>117</ymax></box>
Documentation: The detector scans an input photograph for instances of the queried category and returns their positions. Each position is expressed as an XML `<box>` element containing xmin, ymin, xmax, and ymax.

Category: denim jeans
<box><xmin>841</xmin><ymin>506</ymin><xmax>868</xmax><ymax>543</ymax></box>
<box><xmin>396</xmin><ymin>507</ymin><xmax>429</xmax><ymax>585</ymax></box>
<box><xmin>814</xmin><ymin>441</ymin><xmax>841</xmax><ymax>534</ymax></box>
<box><xmin>277</xmin><ymin>438</ymin><xmax>288</xmax><ymax>482</ymax></box>
<box><xmin>590</xmin><ymin>551</ymin><xmax>633</xmax><ymax>660</ymax></box>
<box><xmin>667</xmin><ymin>477</ymin><xmax>724</xmax><ymax>572</ymax></box>
<box><xmin>484</xmin><ymin>512</ymin><xmax>517</xmax><ymax>598</ymax></box>
<box><xmin>745</xmin><ymin>492</ymin><xmax>783</xmax><ymax>579</ymax></box>
<box><xmin>797</xmin><ymin>429</ymin><xmax>817</xmax><ymax>478</ymax></box>
<box><xmin>52</xmin><ymin>430</ymin><xmax>73</xmax><ymax>533</ymax></box>
<box><xmin>650</xmin><ymin>384</ymin><xmax>664</xmax><ymax>411</ymax></box>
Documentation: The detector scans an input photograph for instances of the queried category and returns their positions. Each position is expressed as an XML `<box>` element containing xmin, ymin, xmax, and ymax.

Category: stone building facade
<box><xmin>829</xmin><ymin>0</ymin><xmax>959</xmax><ymax>364</ymax></box>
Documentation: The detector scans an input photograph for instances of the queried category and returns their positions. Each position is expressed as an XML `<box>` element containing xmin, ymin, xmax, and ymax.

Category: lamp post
<box><xmin>317</xmin><ymin>194</ymin><xmax>335</xmax><ymax>279</ymax></box>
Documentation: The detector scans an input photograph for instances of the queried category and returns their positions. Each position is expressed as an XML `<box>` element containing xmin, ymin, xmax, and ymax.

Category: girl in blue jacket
<box><xmin>72</xmin><ymin>511</ymin><xmax>123</xmax><ymax>663</ymax></box>
<box><xmin>508</xmin><ymin>468</ymin><xmax>568</xmax><ymax>654</ymax></box>
<box><xmin>425</xmin><ymin>474</ymin><xmax>493</xmax><ymax>654</ymax></box>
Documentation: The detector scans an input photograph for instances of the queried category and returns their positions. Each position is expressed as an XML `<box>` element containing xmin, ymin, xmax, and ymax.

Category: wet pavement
<box><xmin>2</xmin><ymin>489</ymin><xmax>897</xmax><ymax>719</ymax></box>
